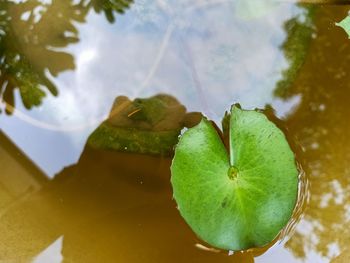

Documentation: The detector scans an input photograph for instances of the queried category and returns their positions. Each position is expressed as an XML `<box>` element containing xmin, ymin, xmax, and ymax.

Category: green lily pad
<box><xmin>171</xmin><ymin>105</ymin><xmax>298</xmax><ymax>251</ymax></box>
<box><xmin>336</xmin><ymin>15</ymin><xmax>350</xmax><ymax>39</ymax></box>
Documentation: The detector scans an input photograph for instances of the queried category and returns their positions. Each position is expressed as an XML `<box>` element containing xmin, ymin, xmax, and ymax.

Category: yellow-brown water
<box><xmin>1</xmin><ymin>0</ymin><xmax>350</xmax><ymax>262</ymax></box>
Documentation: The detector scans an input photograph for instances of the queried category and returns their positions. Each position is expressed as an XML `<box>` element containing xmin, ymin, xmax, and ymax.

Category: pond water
<box><xmin>0</xmin><ymin>0</ymin><xmax>350</xmax><ymax>262</ymax></box>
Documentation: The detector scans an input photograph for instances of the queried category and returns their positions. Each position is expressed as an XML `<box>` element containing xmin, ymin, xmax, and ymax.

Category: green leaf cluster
<box><xmin>274</xmin><ymin>5</ymin><xmax>316</xmax><ymax>98</ymax></box>
<box><xmin>88</xmin><ymin>95</ymin><xmax>200</xmax><ymax>156</ymax></box>
<box><xmin>0</xmin><ymin>0</ymin><xmax>133</xmax><ymax>113</ymax></box>
<box><xmin>90</xmin><ymin>0</ymin><xmax>133</xmax><ymax>23</ymax></box>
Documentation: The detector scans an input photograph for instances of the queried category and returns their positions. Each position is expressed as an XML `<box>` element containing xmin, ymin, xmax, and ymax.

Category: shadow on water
<box><xmin>0</xmin><ymin>0</ymin><xmax>132</xmax><ymax>114</ymax></box>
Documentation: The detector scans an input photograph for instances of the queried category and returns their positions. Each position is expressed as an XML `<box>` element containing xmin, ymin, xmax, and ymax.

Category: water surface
<box><xmin>0</xmin><ymin>0</ymin><xmax>350</xmax><ymax>262</ymax></box>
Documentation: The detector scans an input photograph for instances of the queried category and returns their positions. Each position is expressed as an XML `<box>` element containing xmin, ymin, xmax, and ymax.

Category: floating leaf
<box><xmin>336</xmin><ymin>15</ymin><xmax>350</xmax><ymax>38</ymax></box>
<box><xmin>171</xmin><ymin>105</ymin><xmax>298</xmax><ymax>250</ymax></box>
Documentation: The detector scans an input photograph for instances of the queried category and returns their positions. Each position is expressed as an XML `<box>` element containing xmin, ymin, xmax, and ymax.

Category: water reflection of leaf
<box><xmin>88</xmin><ymin>94</ymin><xmax>201</xmax><ymax>156</ymax></box>
<box><xmin>0</xmin><ymin>0</ymin><xmax>132</xmax><ymax>114</ymax></box>
<box><xmin>90</xmin><ymin>0</ymin><xmax>133</xmax><ymax>23</ymax></box>
<box><xmin>274</xmin><ymin>5</ymin><xmax>350</xmax><ymax>261</ymax></box>
<box><xmin>274</xmin><ymin>4</ymin><xmax>316</xmax><ymax>99</ymax></box>
<box><xmin>0</xmin><ymin>95</ymin><xmax>223</xmax><ymax>262</ymax></box>
<box><xmin>0</xmin><ymin>0</ymin><xmax>79</xmax><ymax>112</ymax></box>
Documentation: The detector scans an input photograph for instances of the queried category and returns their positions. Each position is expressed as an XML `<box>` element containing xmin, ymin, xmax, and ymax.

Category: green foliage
<box><xmin>90</xmin><ymin>0</ymin><xmax>133</xmax><ymax>23</ymax></box>
<box><xmin>88</xmin><ymin>122</ymin><xmax>180</xmax><ymax>156</ymax></box>
<box><xmin>171</xmin><ymin>105</ymin><xmax>298</xmax><ymax>250</ymax></box>
<box><xmin>0</xmin><ymin>50</ymin><xmax>47</xmax><ymax>110</ymax></box>
<box><xmin>0</xmin><ymin>0</ymin><xmax>132</xmax><ymax>113</ymax></box>
<box><xmin>0</xmin><ymin>0</ymin><xmax>79</xmax><ymax>112</ymax></box>
<box><xmin>274</xmin><ymin>5</ymin><xmax>316</xmax><ymax>98</ymax></box>
<box><xmin>88</xmin><ymin>95</ymin><xmax>200</xmax><ymax>156</ymax></box>
<box><xmin>336</xmin><ymin>15</ymin><xmax>350</xmax><ymax>39</ymax></box>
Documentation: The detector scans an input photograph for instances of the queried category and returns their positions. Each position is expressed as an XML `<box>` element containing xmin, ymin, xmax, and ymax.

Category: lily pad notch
<box><xmin>171</xmin><ymin>105</ymin><xmax>299</xmax><ymax>251</ymax></box>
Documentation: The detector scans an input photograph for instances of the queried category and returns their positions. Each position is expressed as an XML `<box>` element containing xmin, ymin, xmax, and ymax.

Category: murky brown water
<box><xmin>1</xmin><ymin>0</ymin><xmax>350</xmax><ymax>262</ymax></box>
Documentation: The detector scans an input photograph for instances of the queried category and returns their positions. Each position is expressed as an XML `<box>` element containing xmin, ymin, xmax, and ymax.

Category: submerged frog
<box><xmin>88</xmin><ymin>94</ymin><xmax>201</xmax><ymax>156</ymax></box>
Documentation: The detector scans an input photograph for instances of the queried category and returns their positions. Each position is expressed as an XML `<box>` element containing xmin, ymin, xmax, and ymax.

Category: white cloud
<box><xmin>1</xmin><ymin>0</ymin><xmax>304</xmax><ymax>176</ymax></box>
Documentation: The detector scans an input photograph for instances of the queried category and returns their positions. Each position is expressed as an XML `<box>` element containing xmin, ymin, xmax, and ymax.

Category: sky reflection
<box><xmin>2</xmin><ymin>1</ymin><xmax>350</xmax><ymax>263</ymax></box>
<box><xmin>0</xmin><ymin>0</ymin><xmax>303</xmax><ymax>176</ymax></box>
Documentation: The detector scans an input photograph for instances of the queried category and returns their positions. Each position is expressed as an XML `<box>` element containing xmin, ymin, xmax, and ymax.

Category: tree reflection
<box><xmin>89</xmin><ymin>0</ymin><xmax>133</xmax><ymax>23</ymax></box>
<box><xmin>0</xmin><ymin>0</ymin><xmax>132</xmax><ymax>114</ymax></box>
<box><xmin>0</xmin><ymin>94</ymin><xmax>234</xmax><ymax>262</ymax></box>
<box><xmin>274</xmin><ymin>4</ymin><xmax>350</xmax><ymax>261</ymax></box>
<box><xmin>274</xmin><ymin>5</ymin><xmax>316</xmax><ymax>99</ymax></box>
<box><xmin>1</xmin><ymin>1</ymin><xmax>350</xmax><ymax>261</ymax></box>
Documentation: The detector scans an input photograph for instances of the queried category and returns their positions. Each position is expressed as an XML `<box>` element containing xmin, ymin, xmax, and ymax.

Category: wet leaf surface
<box><xmin>171</xmin><ymin>105</ymin><xmax>298</xmax><ymax>250</ymax></box>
